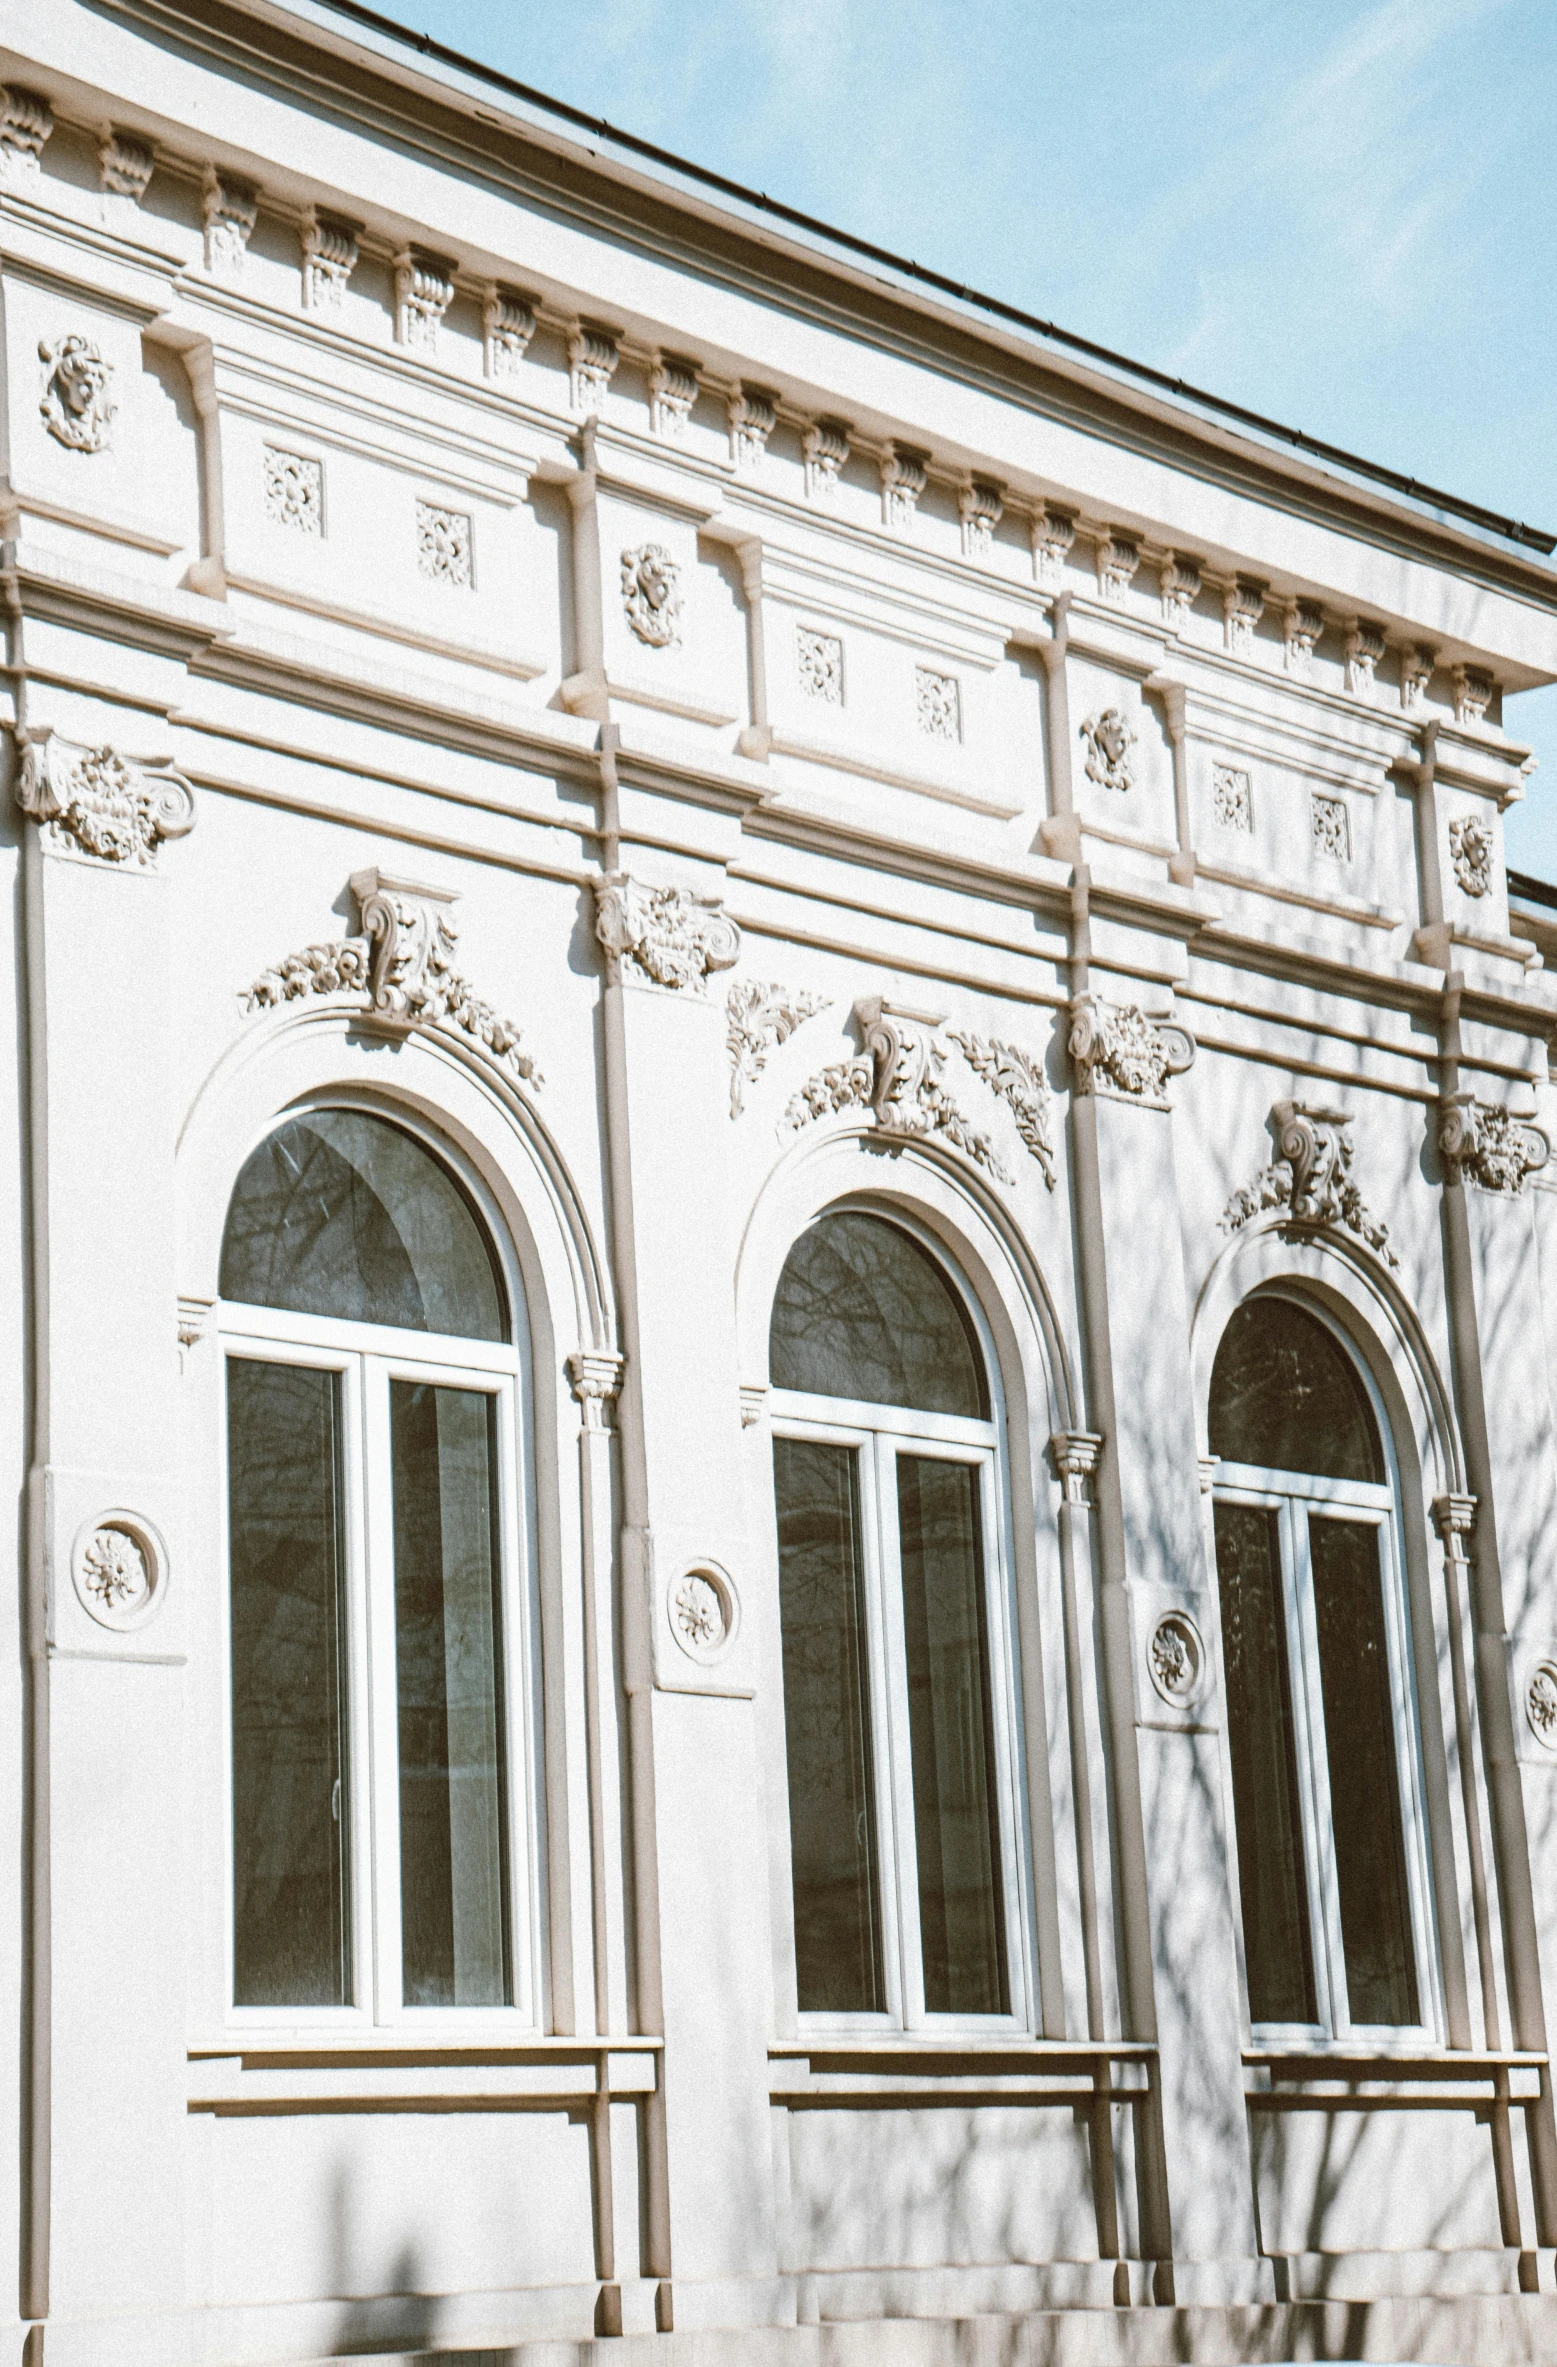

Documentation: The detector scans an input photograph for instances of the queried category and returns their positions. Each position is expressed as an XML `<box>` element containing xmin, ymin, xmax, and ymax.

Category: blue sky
<box><xmin>369</xmin><ymin>0</ymin><xmax>1557</xmax><ymax>872</ymax></box>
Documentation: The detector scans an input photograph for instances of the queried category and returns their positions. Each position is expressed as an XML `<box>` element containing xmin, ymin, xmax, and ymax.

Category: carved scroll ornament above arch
<box><xmin>1221</xmin><ymin>1099</ymin><xmax>1396</xmax><ymax>1266</ymax></box>
<box><xmin>241</xmin><ymin>869</ymin><xmax>540</xmax><ymax>1087</ymax></box>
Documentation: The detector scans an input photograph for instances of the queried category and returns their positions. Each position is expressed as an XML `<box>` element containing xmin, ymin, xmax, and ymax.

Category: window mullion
<box><xmin>1285</xmin><ymin>1495</ymin><xmax>1345</xmax><ymax>2036</ymax></box>
<box><xmin>869</xmin><ymin>1430</ymin><xmax>918</xmax><ymax>2029</ymax></box>
<box><xmin>359</xmin><ymin>1352</ymin><xmax>403</xmax><ymax>2023</ymax></box>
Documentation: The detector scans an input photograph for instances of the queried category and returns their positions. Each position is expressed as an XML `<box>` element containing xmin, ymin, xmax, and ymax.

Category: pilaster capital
<box><xmin>13</xmin><ymin>727</ymin><xmax>195</xmax><ymax>867</ymax></box>
<box><xmin>567</xmin><ymin>1350</ymin><xmax>625</xmax><ymax>1429</ymax></box>
<box><xmin>1432</xmin><ymin>1491</ymin><xmax>1477</xmax><ymax>1546</ymax></box>
<box><xmin>1051</xmin><ymin>1429</ymin><xmax>1104</xmax><ymax>1504</ymax></box>
<box><xmin>1068</xmin><ymin>994</ymin><xmax>1194</xmax><ymax>1109</ymax></box>
<box><xmin>593</xmin><ymin>871</ymin><xmax>740</xmax><ymax>993</ymax></box>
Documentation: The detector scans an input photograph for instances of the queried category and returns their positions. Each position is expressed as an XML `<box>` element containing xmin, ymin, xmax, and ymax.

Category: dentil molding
<box><xmin>1221</xmin><ymin>1099</ymin><xmax>1396</xmax><ymax>1264</ymax></box>
<box><xmin>14</xmin><ymin>728</ymin><xmax>195</xmax><ymax>867</ymax></box>
<box><xmin>1068</xmin><ymin>996</ymin><xmax>1194</xmax><ymax>1109</ymax></box>
<box><xmin>594</xmin><ymin>873</ymin><xmax>740</xmax><ymax>993</ymax></box>
<box><xmin>243</xmin><ymin>869</ymin><xmax>540</xmax><ymax>1084</ymax></box>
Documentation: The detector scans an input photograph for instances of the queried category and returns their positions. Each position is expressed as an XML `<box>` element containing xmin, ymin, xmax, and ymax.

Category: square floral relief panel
<box><xmin>916</xmin><ymin>665</ymin><xmax>961</xmax><ymax>744</ymax></box>
<box><xmin>417</xmin><ymin>499</ymin><xmax>473</xmax><ymax>587</ymax></box>
<box><xmin>265</xmin><ymin>446</ymin><xmax>323</xmax><ymax>536</ymax></box>
<box><xmin>796</xmin><ymin>624</ymin><xmax>843</xmax><ymax>705</ymax></box>
<box><xmin>1212</xmin><ymin>762</ymin><xmax>1252</xmax><ymax>833</ymax></box>
<box><xmin>1310</xmin><ymin>790</ymin><xmax>1352</xmax><ymax>863</ymax></box>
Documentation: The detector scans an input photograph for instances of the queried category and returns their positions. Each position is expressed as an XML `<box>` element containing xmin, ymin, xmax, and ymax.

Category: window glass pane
<box><xmin>1209</xmin><ymin>1298</ymin><xmax>1383</xmax><ymax>1483</ymax></box>
<box><xmin>770</xmin><ymin>1212</ymin><xmax>987</xmax><ymax>1419</ymax></box>
<box><xmin>1309</xmin><ymin>1515</ymin><xmax>1419</xmax><ymax>2026</ymax></box>
<box><xmin>391</xmin><ymin>1382</ymin><xmax>511</xmax><ymax>2008</ymax></box>
<box><xmin>1214</xmin><ymin>1500</ymin><xmax>1317</xmax><ymax>2025</ymax></box>
<box><xmin>227</xmin><ymin>1358</ymin><xmax>350</xmax><ymax>2006</ymax></box>
<box><xmin>773</xmin><ymin>1438</ymin><xmax>885</xmax><ymax>2014</ymax></box>
<box><xmin>221</xmin><ymin>1110</ymin><xmax>506</xmax><ymax>1341</ymax></box>
<box><xmin>897</xmin><ymin>1455</ymin><xmax>1008</xmax><ymax>2016</ymax></box>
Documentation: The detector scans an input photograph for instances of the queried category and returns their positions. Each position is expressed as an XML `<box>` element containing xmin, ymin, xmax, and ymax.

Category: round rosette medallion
<box><xmin>71</xmin><ymin>1510</ymin><xmax>168</xmax><ymax>1633</ymax></box>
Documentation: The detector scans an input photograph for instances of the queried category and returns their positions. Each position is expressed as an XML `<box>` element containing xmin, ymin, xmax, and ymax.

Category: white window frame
<box><xmin>1213</xmin><ymin>1312</ymin><xmax>1439</xmax><ymax>2050</ymax></box>
<box><xmin>217</xmin><ymin>1187</ymin><xmax>545</xmax><ymax>2038</ymax></box>
<box><xmin>769</xmin><ymin>1218</ymin><xmax>1034</xmax><ymax>2039</ymax></box>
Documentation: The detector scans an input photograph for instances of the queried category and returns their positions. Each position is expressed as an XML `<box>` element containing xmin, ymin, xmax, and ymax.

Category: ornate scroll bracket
<box><xmin>726</xmin><ymin>980</ymin><xmax>830</xmax><ymax>1116</ymax></box>
<box><xmin>1068</xmin><ymin>995</ymin><xmax>1194</xmax><ymax>1109</ymax></box>
<box><xmin>1221</xmin><ymin>1099</ymin><xmax>1397</xmax><ymax>1265</ymax></box>
<box><xmin>783</xmin><ymin>1000</ymin><xmax>1056</xmax><ymax>1188</ymax></box>
<box><xmin>1438</xmin><ymin>1095</ymin><xmax>1549</xmax><ymax>1196</ymax></box>
<box><xmin>594</xmin><ymin>873</ymin><xmax>740</xmax><ymax>993</ymax></box>
<box><xmin>14</xmin><ymin>727</ymin><xmax>195</xmax><ymax>866</ymax></box>
<box><xmin>241</xmin><ymin>869</ymin><xmax>540</xmax><ymax>1085</ymax></box>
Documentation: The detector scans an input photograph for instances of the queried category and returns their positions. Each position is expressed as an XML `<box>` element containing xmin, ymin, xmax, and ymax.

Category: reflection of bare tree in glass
<box><xmin>770</xmin><ymin>1212</ymin><xmax>985</xmax><ymax>1417</ymax></box>
<box><xmin>228</xmin><ymin>1359</ymin><xmax>350</xmax><ymax>2005</ymax></box>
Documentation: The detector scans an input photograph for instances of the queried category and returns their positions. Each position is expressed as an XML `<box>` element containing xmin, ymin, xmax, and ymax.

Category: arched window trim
<box><xmin>767</xmin><ymin>1198</ymin><xmax>1035</xmax><ymax>2038</ymax></box>
<box><xmin>217</xmin><ymin>1093</ymin><xmax>548</xmax><ymax>2038</ymax></box>
<box><xmin>1210</xmin><ymin>1283</ymin><xmax>1441</xmax><ymax>2050</ymax></box>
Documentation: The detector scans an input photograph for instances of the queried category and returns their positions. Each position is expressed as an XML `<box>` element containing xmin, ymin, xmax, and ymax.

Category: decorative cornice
<box><xmin>1096</xmin><ymin>532</ymin><xmax>1140</xmax><ymax>605</ymax></box>
<box><xmin>241</xmin><ymin>870</ymin><xmax>540</xmax><ymax>1083</ymax></box>
<box><xmin>14</xmin><ymin>728</ymin><xmax>194</xmax><ymax>867</ymax></box>
<box><xmin>97</xmin><ymin>126</ymin><xmax>154</xmax><ymax>203</ymax></box>
<box><xmin>569</xmin><ymin>323</ymin><xmax>619</xmax><ymax>412</ymax></box>
<box><xmin>1438</xmin><ymin>1095</ymin><xmax>1548</xmax><ymax>1196</ymax></box>
<box><xmin>880</xmin><ymin>444</ymin><xmax>928</xmax><ymax>532</ymax></box>
<box><xmin>1221</xmin><ymin>1099</ymin><xmax>1396</xmax><ymax>1264</ymax></box>
<box><xmin>1223</xmin><ymin>577</ymin><xmax>1266</xmax><ymax>655</ymax></box>
<box><xmin>483</xmin><ymin>285</ymin><xmax>535</xmax><ymax>378</ymax></box>
<box><xmin>395</xmin><ymin>247</ymin><xmax>454</xmax><ymax>349</ymax></box>
<box><xmin>203</xmin><ymin>165</ymin><xmax>257</xmax><ymax>274</ymax></box>
<box><xmin>1159</xmin><ymin>553</ymin><xmax>1200</xmax><ymax>631</ymax></box>
<box><xmin>726</xmin><ymin>979</ymin><xmax>830</xmax><ymax>1116</ymax></box>
<box><xmin>1031</xmin><ymin>504</ymin><xmax>1076</xmax><ymax>588</ymax></box>
<box><xmin>301</xmin><ymin>210</ymin><xmax>359</xmax><ymax>311</ymax></box>
<box><xmin>1068</xmin><ymin>996</ymin><xmax>1194</xmax><ymax>1109</ymax></box>
<box><xmin>802</xmin><ymin>416</ymin><xmax>851</xmax><ymax>501</ymax></box>
<box><xmin>1344</xmin><ymin>618</ymin><xmax>1385</xmax><ymax>698</ymax></box>
<box><xmin>650</xmin><ymin>353</ymin><xmax>699</xmax><ymax>437</ymax></box>
<box><xmin>594</xmin><ymin>872</ymin><xmax>740</xmax><ymax>993</ymax></box>
<box><xmin>959</xmin><ymin>477</ymin><xmax>1004</xmax><ymax>560</ymax></box>
<box><xmin>0</xmin><ymin>86</ymin><xmax>52</xmax><ymax>181</ymax></box>
<box><xmin>729</xmin><ymin>383</ymin><xmax>777</xmax><ymax>469</ymax></box>
<box><xmin>1283</xmin><ymin>598</ymin><xmax>1324</xmax><ymax>676</ymax></box>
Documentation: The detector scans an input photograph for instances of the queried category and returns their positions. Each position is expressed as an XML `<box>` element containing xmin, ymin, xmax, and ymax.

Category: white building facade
<box><xmin>6</xmin><ymin>6</ymin><xmax>1557</xmax><ymax>2361</ymax></box>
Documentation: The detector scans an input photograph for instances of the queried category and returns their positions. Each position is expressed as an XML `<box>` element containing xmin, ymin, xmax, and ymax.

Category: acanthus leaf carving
<box><xmin>0</xmin><ymin>86</ymin><xmax>53</xmax><ymax>181</ymax></box>
<box><xmin>1159</xmin><ymin>552</ymin><xmax>1201</xmax><ymax>631</ymax></box>
<box><xmin>958</xmin><ymin>477</ymin><xmax>1004</xmax><ymax>560</ymax></box>
<box><xmin>1402</xmin><ymin>644</ymin><xmax>1436</xmax><ymax>712</ymax></box>
<box><xmin>1220</xmin><ymin>1099</ymin><xmax>1397</xmax><ymax>1263</ymax></box>
<box><xmin>1283</xmin><ymin>598</ymin><xmax>1324</xmax><ymax>676</ymax></box>
<box><xmin>1344</xmin><ymin>618</ymin><xmax>1385</xmax><ymax>698</ymax></box>
<box><xmin>39</xmin><ymin>334</ymin><xmax>117</xmax><ymax>453</ymax></box>
<box><xmin>594</xmin><ymin>873</ymin><xmax>740</xmax><ymax>994</ymax></box>
<box><xmin>946</xmin><ymin>1029</ymin><xmax>1057</xmax><ymax>1188</ymax></box>
<box><xmin>650</xmin><ymin>353</ymin><xmax>699</xmax><ymax>437</ymax></box>
<box><xmin>202</xmin><ymin>166</ymin><xmax>258</xmax><ymax>273</ymax></box>
<box><xmin>1449</xmin><ymin>812</ymin><xmax>1495</xmax><ymax>897</ymax></box>
<box><xmin>98</xmin><ymin>126</ymin><xmax>154</xmax><ymax>203</ymax></box>
<box><xmin>483</xmin><ymin>285</ymin><xmax>535</xmax><ymax>378</ymax></box>
<box><xmin>1453</xmin><ymin>663</ymin><xmax>1494</xmax><ymax>728</ymax></box>
<box><xmin>725</xmin><ymin>979</ymin><xmax>830</xmax><ymax>1116</ymax></box>
<box><xmin>15</xmin><ymin>728</ymin><xmax>195</xmax><ymax>866</ymax></box>
<box><xmin>569</xmin><ymin>323</ymin><xmax>619</xmax><ymax>412</ymax></box>
<box><xmin>301</xmin><ymin>210</ymin><xmax>359</xmax><ymax>310</ymax></box>
<box><xmin>621</xmin><ymin>542</ymin><xmax>682</xmax><ymax>647</ymax></box>
<box><xmin>1223</xmin><ymin>577</ymin><xmax>1266</xmax><ymax>655</ymax></box>
<box><xmin>880</xmin><ymin>444</ymin><xmax>927</xmax><ymax>532</ymax></box>
<box><xmin>1031</xmin><ymin>504</ymin><xmax>1076</xmax><ymax>589</ymax></box>
<box><xmin>1096</xmin><ymin>532</ymin><xmax>1140</xmax><ymax>605</ymax></box>
<box><xmin>728</xmin><ymin>383</ymin><xmax>777</xmax><ymax>470</ymax></box>
<box><xmin>241</xmin><ymin>869</ymin><xmax>541</xmax><ymax>1085</ymax></box>
<box><xmin>1079</xmin><ymin>707</ymin><xmax>1137</xmax><ymax>794</ymax></box>
<box><xmin>395</xmin><ymin>248</ymin><xmax>455</xmax><ymax>349</ymax></box>
<box><xmin>1068</xmin><ymin>996</ymin><xmax>1194</xmax><ymax>1109</ymax></box>
<box><xmin>1438</xmin><ymin>1094</ymin><xmax>1548</xmax><ymax>1196</ymax></box>
<box><xmin>802</xmin><ymin>416</ymin><xmax>850</xmax><ymax>502</ymax></box>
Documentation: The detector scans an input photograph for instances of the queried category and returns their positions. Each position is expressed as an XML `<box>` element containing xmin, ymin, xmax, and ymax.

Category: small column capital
<box><xmin>568</xmin><ymin>1350</ymin><xmax>625</xmax><ymax>1430</ymax></box>
<box><xmin>1051</xmin><ymin>1430</ymin><xmax>1105</xmax><ymax>1505</ymax></box>
<box><xmin>1432</xmin><ymin>1491</ymin><xmax>1478</xmax><ymax>1545</ymax></box>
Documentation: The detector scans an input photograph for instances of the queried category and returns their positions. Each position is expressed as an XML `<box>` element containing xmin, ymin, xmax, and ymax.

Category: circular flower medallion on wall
<box><xmin>1526</xmin><ymin>1659</ymin><xmax>1557</xmax><ymax>1750</ymax></box>
<box><xmin>667</xmin><ymin>1562</ymin><xmax>739</xmax><ymax>1667</ymax></box>
<box><xmin>71</xmin><ymin>1510</ymin><xmax>168</xmax><ymax>1633</ymax></box>
<box><xmin>1147</xmin><ymin>1609</ymin><xmax>1206</xmax><ymax>1711</ymax></box>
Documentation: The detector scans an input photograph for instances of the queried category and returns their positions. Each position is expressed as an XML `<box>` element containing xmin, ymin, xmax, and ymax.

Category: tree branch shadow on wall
<box><xmin>328</xmin><ymin>2160</ymin><xmax>445</xmax><ymax>2358</ymax></box>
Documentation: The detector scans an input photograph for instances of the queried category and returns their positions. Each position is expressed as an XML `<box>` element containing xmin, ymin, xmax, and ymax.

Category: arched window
<box><xmin>220</xmin><ymin>1109</ymin><xmax>535</xmax><ymax>2024</ymax></box>
<box><xmin>1210</xmin><ymin>1293</ymin><xmax>1430</xmax><ymax>2038</ymax></box>
<box><xmin>769</xmin><ymin>1209</ymin><xmax>1022</xmax><ymax>2028</ymax></box>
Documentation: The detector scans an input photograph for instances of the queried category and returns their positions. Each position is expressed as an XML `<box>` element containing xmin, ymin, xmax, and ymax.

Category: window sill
<box><xmin>187</xmin><ymin>2036</ymin><xmax>661</xmax><ymax>2113</ymax></box>
<box><xmin>770</xmin><ymin>2034</ymin><xmax>1155</xmax><ymax>2106</ymax></box>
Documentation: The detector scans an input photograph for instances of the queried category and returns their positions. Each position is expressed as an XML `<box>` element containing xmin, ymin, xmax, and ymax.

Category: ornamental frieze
<box><xmin>14</xmin><ymin>728</ymin><xmax>195</xmax><ymax>866</ymax></box>
<box><xmin>1221</xmin><ymin>1099</ymin><xmax>1396</xmax><ymax>1265</ymax></box>
<box><xmin>243</xmin><ymin>869</ymin><xmax>540</xmax><ymax>1085</ymax></box>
